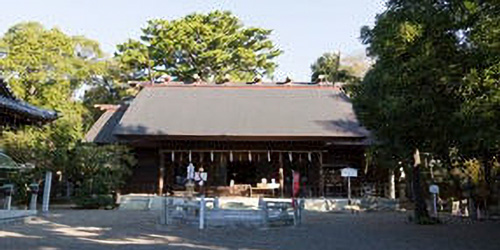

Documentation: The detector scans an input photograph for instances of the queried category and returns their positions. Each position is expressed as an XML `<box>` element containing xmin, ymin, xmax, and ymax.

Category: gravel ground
<box><xmin>1</xmin><ymin>209</ymin><xmax>499</xmax><ymax>250</ymax></box>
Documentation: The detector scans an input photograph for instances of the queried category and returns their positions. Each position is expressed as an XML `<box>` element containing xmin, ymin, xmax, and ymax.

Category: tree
<box><xmin>0</xmin><ymin>22</ymin><xmax>107</xmax><ymax>168</ymax></box>
<box><xmin>115</xmin><ymin>11</ymin><xmax>282</xmax><ymax>83</ymax></box>
<box><xmin>340</xmin><ymin>52</ymin><xmax>373</xmax><ymax>79</ymax></box>
<box><xmin>0</xmin><ymin>22</ymin><xmax>107</xmax><ymax>105</ymax></box>
<box><xmin>0</xmin><ymin>22</ymin><xmax>135</xmax><ymax>202</ymax></box>
<box><xmin>70</xmin><ymin>143</ymin><xmax>136</xmax><ymax>196</ymax></box>
<box><xmin>353</xmin><ymin>0</ymin><xmax>500</xmax><ymax>222</ymax></box>
<box><xmin>311</xmin><ymin>52</ymin><xmax>360</xmax><ymax>83</ymax></box>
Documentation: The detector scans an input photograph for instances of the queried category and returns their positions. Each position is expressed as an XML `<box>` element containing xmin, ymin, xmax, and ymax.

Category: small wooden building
<box><xmin>0</xmin><ymin>78</ymin><xmax>58</xmax><ymax>184</ymax></box>
<box><xmin>86</xmin><ymin>82</ymin><xmax>372</xmax><ymax>197</ymax></box>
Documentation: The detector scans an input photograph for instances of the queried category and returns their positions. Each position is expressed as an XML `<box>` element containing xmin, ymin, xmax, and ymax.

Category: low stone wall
<box><xmin>205</xmin><ymin>209</ymin><xmax>268</xmax><ymax>227</ymax></box>
<box><xmin>160</xmin><ymin>197</ymin><xmax>299</xmax><ymax>229</ymax></box>
<box><xmin>119</xmin><ymin>195</ymin><xmax>399</xmax><ymax>212</ymax></box>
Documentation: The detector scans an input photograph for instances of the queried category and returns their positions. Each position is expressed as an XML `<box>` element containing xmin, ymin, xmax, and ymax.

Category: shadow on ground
<box><xmin>1</xmin><ymin>210</ymin><xmax>500</xmax><ymax>250</ymax></box>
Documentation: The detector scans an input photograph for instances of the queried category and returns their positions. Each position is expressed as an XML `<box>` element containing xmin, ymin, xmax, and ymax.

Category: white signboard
<box><xmin>341</xmin><ymin>168</ymin><xmax>358</xmax><ymax>177</ymax></box>
<box><xmin>200</xmin><ymin>172</ymin><xmax>208</xmax><ymax>181</ymax></box>
<box><xmin>429</xmin><ymin>184</ymin><xmax>439</xmax><ymax>194</ymax></box>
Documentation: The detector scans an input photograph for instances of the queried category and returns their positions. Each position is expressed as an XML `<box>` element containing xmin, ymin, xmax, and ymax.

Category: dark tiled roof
<box><xmin>84</xmin><ymin>106</ymin><xmax>126</xmax><ymax>144</ymax></box>
<box><xmin>99</xmin><ymin>84</ymin><xmax>369</xmax><ymax>141</ymax></box>
<box><xmin>0</xmin><ymin>79</ymin><xmax>58</xmax><ymax>125</ymax></box>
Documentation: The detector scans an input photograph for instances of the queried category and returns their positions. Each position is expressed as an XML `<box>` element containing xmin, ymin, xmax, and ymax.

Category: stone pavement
<box><xmin>1</xmin><ymin>209</ymin><xmax>499</xmax><ymax>250</ymax></box>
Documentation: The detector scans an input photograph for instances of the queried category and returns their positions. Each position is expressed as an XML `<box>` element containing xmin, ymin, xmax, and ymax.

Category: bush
<box><xmin>74</xmin><ymin>194</ymin><xmax>115</xmax><ymax>209</ymax></box>
<box><xmin>70</xmin><ymin>143</ymin><xmax>136</xmax><ymax>196</ymax></box>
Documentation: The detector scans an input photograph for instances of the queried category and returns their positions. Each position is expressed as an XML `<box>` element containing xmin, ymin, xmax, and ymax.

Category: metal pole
<box><xmin>293</xmin><ymin>205</ymin><xmax>297</xmax><ymax>226</ymax></box>
<box><xmin>42</xmin><ymin>171</ymin><xmax>52</xmax><ymax>213</ymax></box>
<box><xmin>348</xmin><ymin>176</ymin><xmax>351</xmax><ymax>205</ymax></box>
<box><xmin>433</xmin><ymin>193</ymin><xmax>438</xmax><ymax>217</ymax></box>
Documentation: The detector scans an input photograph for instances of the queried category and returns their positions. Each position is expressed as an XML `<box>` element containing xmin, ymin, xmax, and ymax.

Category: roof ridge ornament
<box><xmin>247</xmin><ymin>76</ymin><xmax>262</xmax><ymax>85</ymax></box>
<box><xmin>192</xmin><ymin>74</ymin><xmax>203</xmax><ymax>85</ymax></box>
<box><xmin>277</xmin><ymin>76</ymin><xmax>293</xmax><ymax>85</ymax></box>
<box><xmin>218</xmin><ymin>74</ymin><xmax>231</xmax><ymax>85</ymax></box>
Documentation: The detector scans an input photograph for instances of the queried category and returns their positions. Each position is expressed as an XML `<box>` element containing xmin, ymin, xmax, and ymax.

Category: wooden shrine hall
<box><xmin>85</xmin><ymin>82</ymin><xmax>371</xmax><ymax>197</ymax></box>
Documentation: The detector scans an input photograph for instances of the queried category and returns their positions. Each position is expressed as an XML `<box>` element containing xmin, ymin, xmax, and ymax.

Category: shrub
<box><xmin>74</xmin><ymin>194</ymin><xmax>115</xmax><ymax>209</ymax></box>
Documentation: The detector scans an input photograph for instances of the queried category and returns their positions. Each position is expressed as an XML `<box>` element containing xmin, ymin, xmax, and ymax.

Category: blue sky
<box><xmin>1</xmin><ymin>0</ymin><xmax>385</xmax><ymax>81</ymax></box>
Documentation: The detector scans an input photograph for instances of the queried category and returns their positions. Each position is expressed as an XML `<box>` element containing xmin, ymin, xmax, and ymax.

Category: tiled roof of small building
<box><xmin>0</xmin><ymin>79</ymin><xmax>58</xmax><ymax>125</ymax></box>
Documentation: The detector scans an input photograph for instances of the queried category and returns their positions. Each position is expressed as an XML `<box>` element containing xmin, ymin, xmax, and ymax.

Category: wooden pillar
<box><xmin>220</xmin><ymin>153</ymin><xmax>227</xmax><ymax>186</ymax></box>
<box><xmin>158</xmin><ymin>151</ymin><xmax>165</xmax><ymax>196</ymax></box>
<box><xmin>279</xmin><ymin>153</ymin><xmax>284</xmax><ymax>198</ymax></box>
<box><xmin>319</xmin><ymin>152</ymin><xmax>324</xmax><ymax>197</ymax></box>
<box><xmin>389</xmin><ymin>169</ymin><xmax>396</xmax><ymax>199</ymax></box>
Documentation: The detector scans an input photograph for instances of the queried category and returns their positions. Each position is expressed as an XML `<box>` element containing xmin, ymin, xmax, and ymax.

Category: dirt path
<box><xmin>1</xmin><ymin>210</ymin><xmax>499</xmax><ymax>250</ymax></box>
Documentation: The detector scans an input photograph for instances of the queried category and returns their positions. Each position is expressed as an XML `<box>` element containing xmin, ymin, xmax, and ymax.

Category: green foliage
<box><xmin>81</xmin><ymin>77</ymin><xmax>136</xmax><ymax>130</ymax></box>
<box><xmin>74</xmin><ymin>194</ymin><xmax>115</xmax><ymax>209</ymax></box>
<box><xmin>0</xmin><ymin>22</ymin><xmax>107</xmax><ymax>105</ymax></box>
<box><xmin>71</xmin><ymin>144</ymin><xmax>136</xmax><ymax>196</ymax></box>
<box><xmin>71</xmin><ymin>144</ymin><xmax>136</xmax><ymax>209</ymax></box>
<box><xmin>0</xmin><ymin>22</ymin><xmax>108</xmax><ymax>170</ymax></box>
<box><xmin>4</xmin><ymin>143</ymin><xmax>135</xmax><ymax>206</ymax></box>
<box><xmin>0</xmin><ymin>21</ymin><xmax>118</xmax><ymax>143</ymax></box>
<box><xmin>354</xmin><ymin>1</ymin><xmax>468</xmax><ymax>160</ymax></box>
<box><xmin>311</xmin><ymin>52</ymin><xmax>361</xmax><ymax>83</ymax></box>
<box><xmin>0</xmin><ymin>22</ymin><xmax>136</xmax><ymax>205</ymax></box>
<box><xmin>354</xmin><ymin>0</ymin><xmax>500</xmax><ymax>159</ymax></box>
<box><xmin>115</xmin><ymin>11</ymin><xmax>282</xmax><ymax>83</ymax></box>
<box><xmin>354</xmin><ymin>0</ymin><xmax>500</xmax><ymax>215</ymax></box>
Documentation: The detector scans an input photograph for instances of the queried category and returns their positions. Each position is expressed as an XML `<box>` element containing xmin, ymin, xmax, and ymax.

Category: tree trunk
<box><xmin>413</xmin><ymin>164</ymin><xmax>430</xmax><ymax>223</ymax></box>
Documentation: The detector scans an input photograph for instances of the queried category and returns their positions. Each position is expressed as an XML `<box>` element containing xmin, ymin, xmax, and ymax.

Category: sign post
<box><xmin>341</xmin><ymin>168</ymin><xmax>358</xmax><ymax>205</ymax></box>
<box><xmin>429</xmin><ymin>184</ymin><xmax>439</xmax><ymax>218</ymax></box>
